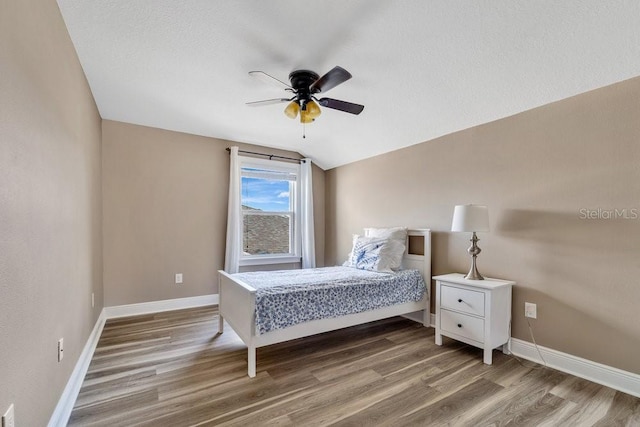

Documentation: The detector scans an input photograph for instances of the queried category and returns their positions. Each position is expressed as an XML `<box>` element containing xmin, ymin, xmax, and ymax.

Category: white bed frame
<box><xmin>217</xmin><ymin>228</ymin><xmax>431</xmax><ymax>377</ymax></box>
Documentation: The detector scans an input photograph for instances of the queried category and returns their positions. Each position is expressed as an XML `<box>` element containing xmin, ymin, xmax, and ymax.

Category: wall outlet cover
<box><xmin>175</xmin><ymin>273</ymin><xmax>183</xmax><ymax>284</ymax></box>
<box><xmin>525</xmin><ymin>302</ymin><xmax>537</xmax><ymax>319</ymax></box>
<box><xmin>58</xmin><ymin>338</ymin><xmax>64</xmax><ymax>362</ymax></box>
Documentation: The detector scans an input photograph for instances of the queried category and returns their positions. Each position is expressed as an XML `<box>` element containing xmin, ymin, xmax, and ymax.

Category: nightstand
<box><xmin>433</xmin><ymin>273</ymin><xmax>514</xmax><ymax>365</ymax></box>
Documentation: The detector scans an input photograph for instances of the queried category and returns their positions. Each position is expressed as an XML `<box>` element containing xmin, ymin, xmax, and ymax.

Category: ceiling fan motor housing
<box><xmin>289</xmin><ymin>70</ymin><xmax>319</xmax><ymax>109</ymax></box>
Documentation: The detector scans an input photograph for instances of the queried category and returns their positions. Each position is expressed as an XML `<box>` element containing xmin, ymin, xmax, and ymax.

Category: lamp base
<box><xmin>464</xmin><ymin>264</ymin><xmax>484</xmax><ymax>280</ymax></box>
<box><xmin>465</xmin><ymin>232</ymin><xmax>485</xmax><ymax>280</ymax></box>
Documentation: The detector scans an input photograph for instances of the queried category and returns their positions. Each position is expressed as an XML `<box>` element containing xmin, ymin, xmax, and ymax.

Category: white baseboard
<box><xmin>49</xmin><ymin>294</ymin><xmax>219</xmax><ymax>426</ymax></box>
<box><xmin>103</xmin><ymin>294</ymin><xmax>218</xmax><ymax>319</ymax></box>
<box><xmin>510</xmin><ymin>338</ymin><xmax>640</xmax><ymax>398</ymax></box>
<box><xmin>48</xmin><ymin>310</ymin><xmax>107</xmax><ymax>427</ymax></box>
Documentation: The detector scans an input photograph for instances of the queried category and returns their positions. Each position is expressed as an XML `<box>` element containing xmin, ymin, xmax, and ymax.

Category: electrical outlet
<box><xmin>175</xmin><ymin>273</ymin><xmax>183</xmax><ymax>284</ymax></box>
<box><xmin>3</xmin><ymin>403</ymin><xmax>15</xmax><ymax>427</ymax></box>
<box><xmin>91</xmin><ymin>292</ymin><xmax>95</xmax><ymax>308</ymax></box>
<box><xmin>525</xmin><ymin>302</ymin><xmax>537</xmax><ymax>319</ymax></box>
<box><xmin>58</xmin><ymin>338</ymin><xmax>64</xmax><ymax>362</ymax></box>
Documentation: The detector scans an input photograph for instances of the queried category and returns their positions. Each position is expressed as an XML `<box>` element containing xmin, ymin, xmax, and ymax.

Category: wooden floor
<box><xmin>69</xmin><ymin>306</ymin><xmax>640</xmax><ymax>426</ymax></box>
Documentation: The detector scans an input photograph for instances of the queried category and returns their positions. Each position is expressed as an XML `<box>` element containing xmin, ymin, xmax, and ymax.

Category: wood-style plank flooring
<box><xmin>69</xmin><ymin>306</ymin><xmax>640</xmax><ymax>426</ymax></box>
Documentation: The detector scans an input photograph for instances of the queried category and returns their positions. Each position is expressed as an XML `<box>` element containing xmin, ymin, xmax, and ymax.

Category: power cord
<box><xmin>508</xmin><ymin>316</ymin><xmax>547</xmax><ymax>369</ymax></box>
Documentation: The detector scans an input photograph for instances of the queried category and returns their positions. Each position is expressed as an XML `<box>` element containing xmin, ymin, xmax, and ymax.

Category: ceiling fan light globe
<box><xmin>306</xmin><ymin>100</ymin><xmax>321</xmax><ymax>119</ymax></box>
<box><xmin>284</xmin><ymin>101</ymin><xmax>299</xmax><ymax>119</ymax></box>
<box><xmin>300</xmin><ymin>110</ymin><xmax>314</xmax><ymax>123</ymax></box>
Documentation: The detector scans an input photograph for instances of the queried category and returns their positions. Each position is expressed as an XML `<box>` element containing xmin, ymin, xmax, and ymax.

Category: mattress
<box><xmin>232</xmin><ymin>266</ymin><xmax>426</xmax><ymax>334</ymax></box>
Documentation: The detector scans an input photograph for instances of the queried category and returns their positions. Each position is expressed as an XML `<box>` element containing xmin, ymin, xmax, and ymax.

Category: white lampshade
<box><xmin>451</xmin><ymin>205</ymin><xmax>490</xmax><ymax>232</ymax></box>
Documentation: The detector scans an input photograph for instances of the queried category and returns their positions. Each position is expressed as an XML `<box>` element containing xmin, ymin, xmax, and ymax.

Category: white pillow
<box><xmin>344</xmin><ymin>235</ymin><xmax>389</xmax><ymax>272</ymax></box>
<box><xmin>377</xmin><ymin>239</ymin><xmax>406</xmax><ymax>271</ymax></box>
<box><xmin>365</xmin><ymin>227</ymin><xmax>407</xmax><ymax>242</ymax></box>
<box><xmin>365</xmin><ymin>227</ymin><xmax>407</xmax><ymax>270</ymax></box>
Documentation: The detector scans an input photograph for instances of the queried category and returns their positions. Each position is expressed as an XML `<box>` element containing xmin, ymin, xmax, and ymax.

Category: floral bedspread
<box><xmin>232</xmin><ymin>266</ymin><xmax>426</xmax><ymax>335</ymax></box>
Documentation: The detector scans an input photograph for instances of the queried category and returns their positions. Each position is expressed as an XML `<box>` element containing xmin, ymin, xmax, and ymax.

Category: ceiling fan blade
<box><xmin>310</xmin><ymin>66</ymin><xmax>352</xmax><ymax>93</ymax></box>
<box><xmin>246</xmin><ymin>98</ymin><xmax>292</xmax><ymax>106</ymax></box>
<box><xmin>318</xmin><ymin>98</ymin><xmax>364</xmax><ymax>115</ymax></box>
<box><xmin>248</xmin><ymin>71</ymin><xmax>291</xmax><ymax>90</ymax></box>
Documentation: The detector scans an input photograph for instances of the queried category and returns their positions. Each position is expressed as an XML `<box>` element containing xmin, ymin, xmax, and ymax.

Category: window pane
<box><xmin>239</xmin><ymin>163</ymin><xmax>298</xmax><ymax>260</ymax></box>
<box><xmin>241</xmin><ymin>175</ymin><xmax>291</xmax><ymax>212</ymax></box>
<box><xmin>243</xmin><ymin>214</ymin><xmax>291</xmax><ymax>255</ymax></box>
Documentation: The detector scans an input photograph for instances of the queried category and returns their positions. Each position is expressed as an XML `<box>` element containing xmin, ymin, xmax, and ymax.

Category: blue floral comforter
<box><xmin>232</xmin><ymin>266</ymin><xmax>426</xmax><ymax>335</ymax></box>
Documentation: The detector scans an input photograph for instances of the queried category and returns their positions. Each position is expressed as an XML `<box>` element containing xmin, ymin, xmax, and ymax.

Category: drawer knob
<box><xmin>457</xmin><ymin>323</ymin><xmax>462</xmax><ymax>328</ymax></box>
<box><xmin>458</xmin><ymin>299</ymin><xmax>463</xmax><ymax>303</ymax></box>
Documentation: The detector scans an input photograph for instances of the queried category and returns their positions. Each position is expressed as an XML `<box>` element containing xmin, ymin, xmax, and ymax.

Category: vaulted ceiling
<box><xmin>57</xmin><ymin>1</ymin><xmax>640</xmax><ymax>169</ymax></box>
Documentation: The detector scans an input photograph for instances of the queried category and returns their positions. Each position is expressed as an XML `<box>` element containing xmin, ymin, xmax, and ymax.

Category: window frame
<box><xmin>238</xmin><ymin>156</ymin><xmax>301</xmax><ymax>266</ymax></box>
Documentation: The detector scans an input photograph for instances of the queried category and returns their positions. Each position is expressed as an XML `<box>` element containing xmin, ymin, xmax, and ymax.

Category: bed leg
<box><xmin>218</xmin><ymin>313</ymin><xmax>224</xmax><ymax>333</ymax></box>
<box><xmin>248</xmin><ymin>345</ymin><xmax>256</xmax><ymax>378</ymax></box>
<box><xmin>422</xmin><ymin>308</ymin><xmax>430</xmax><ymax>327</ymax></box>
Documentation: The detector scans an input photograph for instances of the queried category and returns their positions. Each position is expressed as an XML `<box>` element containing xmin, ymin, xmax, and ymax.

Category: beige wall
<box><xmin>325</xmin><ymin>76</ymin><xmax>640</xmax><ymax>374</ymax></box>
<box><xmin>0</xmin><ymin>0</ymin><xmax>103</xmax><ymax>425</ymax></box>
<box><xmin>102</xmin><ymin>121</ymin><xmax>325</xmax><ymax>305</ymax></box>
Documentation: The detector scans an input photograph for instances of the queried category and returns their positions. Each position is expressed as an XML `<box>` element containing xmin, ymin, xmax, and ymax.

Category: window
<box><xmin>239</xmin><ymin>157</ymin><xmax>300</xmax><ymax>265</ymax></box>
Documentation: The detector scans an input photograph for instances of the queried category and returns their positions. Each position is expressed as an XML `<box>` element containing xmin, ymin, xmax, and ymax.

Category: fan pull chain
<box><xmin>302</xmin><ymin>123</ymin><xmax>306</xmax><ymax>139</ymax></box>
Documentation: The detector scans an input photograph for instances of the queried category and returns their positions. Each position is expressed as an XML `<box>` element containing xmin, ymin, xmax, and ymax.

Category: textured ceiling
<box><xmin>57</xmin><ymin>1</ymin><xmax>640</xmax><ymax>170</ymax></box>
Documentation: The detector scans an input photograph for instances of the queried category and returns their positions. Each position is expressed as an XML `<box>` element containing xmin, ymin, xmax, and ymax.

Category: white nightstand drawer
<box><xmin>441</xmin><ymin>285</ymin><xmax>485</xmax><ymax>317</ymax></box>
<box><xmin>440</xmin><ymin>309</ymin><xmax>485</xmax><ymax>343</ymax></box>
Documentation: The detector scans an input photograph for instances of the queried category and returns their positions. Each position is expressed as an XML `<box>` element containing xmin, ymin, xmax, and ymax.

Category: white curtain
<box><xmin>224</xmin><ymin>147</ymin><xmax>241</xmax><ymax>273</ymax></box>
<box><xmin>300</xmin><ymin>158</ymin><xmax>316</xmax><ymax>268</ymax></box>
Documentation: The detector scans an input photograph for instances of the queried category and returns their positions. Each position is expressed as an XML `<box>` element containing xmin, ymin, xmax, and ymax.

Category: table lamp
<box><xmin>451</xmin><ymin>204</ymin><xmax>490</xmax><ymax>280</ymax></box>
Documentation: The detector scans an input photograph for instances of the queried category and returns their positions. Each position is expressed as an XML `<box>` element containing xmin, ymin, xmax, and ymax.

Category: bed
<box><xmin>217</xmin><ymin>228</ymin><xmax>431</xmax><ymax>377</ymax></box>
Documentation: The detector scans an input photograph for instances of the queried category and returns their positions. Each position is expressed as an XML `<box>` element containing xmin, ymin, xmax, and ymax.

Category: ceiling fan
<box><xmin>246</xmin><ymin>66</ymin><xmax>364</xmax><ymax>124</ymax></box>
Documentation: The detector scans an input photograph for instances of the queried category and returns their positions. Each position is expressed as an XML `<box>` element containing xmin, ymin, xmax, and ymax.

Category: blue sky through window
<box><xmin>241</xmin><ymin>177</ymin><xmax>290</xmax><ymax>212</ymax></box>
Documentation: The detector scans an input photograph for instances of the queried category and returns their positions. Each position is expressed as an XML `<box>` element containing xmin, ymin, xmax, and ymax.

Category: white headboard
<box><xmin>404</xmin><ymin>228</ymin><xmax>431</xmax><ymax>281</ymax></box>
<box><xmin>404</xmin><ymin>229</ymin><xmax>432</xmax><ymax>312</ymax></box>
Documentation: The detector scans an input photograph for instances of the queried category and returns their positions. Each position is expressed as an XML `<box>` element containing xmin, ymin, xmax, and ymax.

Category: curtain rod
<box><xmin>226</xmin><ymin>148</ymin><xmax>305</xmax><ymax>163</ymax></box>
